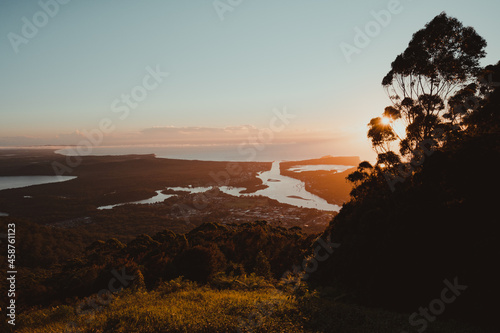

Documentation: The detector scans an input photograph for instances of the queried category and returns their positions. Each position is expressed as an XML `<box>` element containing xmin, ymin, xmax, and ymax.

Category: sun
<box><xmin>381</xmin><ymin>116</ymin><xmax>392</xmax><ymax>125</ymax></box>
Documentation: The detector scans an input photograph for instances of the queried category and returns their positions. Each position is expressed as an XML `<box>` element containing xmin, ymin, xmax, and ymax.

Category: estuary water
<box><xmin>220</xmin><ymin>161</ymin><xmax>341</xmax><ymax>211</ymax></box>
<box><xmin>98</xmin><ymin>190</ymin><xmax>175</xmax><ymax>210</ymax></box>
<box><xmin>97</xmin><ymin>161</ymin><xmax>342</xmax><ymax>212</ymax></box>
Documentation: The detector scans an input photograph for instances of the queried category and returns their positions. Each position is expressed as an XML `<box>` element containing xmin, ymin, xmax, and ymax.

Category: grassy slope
<box><xmin>16</xmin><ymin>284</ymin><xmax>488</xmax><ymax>333</ymax></box>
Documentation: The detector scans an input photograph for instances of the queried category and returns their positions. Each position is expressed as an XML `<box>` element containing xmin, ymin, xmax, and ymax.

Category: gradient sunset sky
<box><xmin>1</xmin><ymin>0</ymin><xmax>499</xmax><ymax>161</ymax></box>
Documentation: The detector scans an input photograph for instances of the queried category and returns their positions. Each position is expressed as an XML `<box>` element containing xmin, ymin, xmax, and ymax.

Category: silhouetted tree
<box><xmin>369</xmin><ymin>12</ymin><xmax>487</xmax><ymax>158</ymax></box>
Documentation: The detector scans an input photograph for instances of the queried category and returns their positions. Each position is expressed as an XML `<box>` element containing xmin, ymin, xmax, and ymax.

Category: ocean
<box><xmin>55</xmin><ymin>142</ymin><xmax>353</xmax><ymax>162</ymax></box>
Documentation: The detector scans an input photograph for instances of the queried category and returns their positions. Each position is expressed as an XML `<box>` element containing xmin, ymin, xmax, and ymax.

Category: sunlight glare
<box><xmin>381</xmin><ymin>116</ymin><xmax>392</xmax><ymax>125</ymax></box>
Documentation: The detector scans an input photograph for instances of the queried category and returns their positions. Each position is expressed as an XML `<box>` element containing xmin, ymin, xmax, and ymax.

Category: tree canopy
<box><xmin>369</xmin><ymin>12</ymin><xmax>487</xmax><ymax>158</ymax></box>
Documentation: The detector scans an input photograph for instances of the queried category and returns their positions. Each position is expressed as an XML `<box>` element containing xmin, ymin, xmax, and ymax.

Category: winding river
<box><xmin>97</xmin><ymin>161</ymin><xmax>341</xmax><ymax>212</ymax></box>
<box><xmin>219</xmin><ymin>161</ymin><xmax>341</xmax><ymax>211</ymax></box>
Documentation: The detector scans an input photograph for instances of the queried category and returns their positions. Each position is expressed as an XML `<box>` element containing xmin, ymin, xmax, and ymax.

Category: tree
<box><xmin>463</xmin><ymin>61</ymin><xmax>500</xmax><ymax>132</ymax></box>
<box><xmin>254</xmin><ymin>251</ymin><xmax>272</xmax><ymax>279</ymax></box>
<box><xmin>368</xmin><ymin>12</ymin><xmax>487</xmax><ymax>158</ymax></box>
<box><xmin>176</xmin><ymin>245</ymin><xmax>226</xmax><ymax>283</ymax></box>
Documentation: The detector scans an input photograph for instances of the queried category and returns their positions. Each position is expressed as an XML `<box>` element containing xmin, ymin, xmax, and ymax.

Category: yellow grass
<box><xmin>17</xmin><ymin>285</ymin><xmax>490</xmax><ymax>333</ymax></box>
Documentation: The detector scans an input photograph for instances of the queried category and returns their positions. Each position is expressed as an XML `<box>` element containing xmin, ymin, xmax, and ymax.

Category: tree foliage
<box><xmin>368</xmin><ymin>12</ymin><xmax>487</xmax><ymax>158</ymax></box>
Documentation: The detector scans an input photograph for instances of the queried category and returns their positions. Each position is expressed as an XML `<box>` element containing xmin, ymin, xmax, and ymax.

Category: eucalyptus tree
<box><xmin>368</xmin><ymin>12</ymin><xmax>487</xmax><ymax>158</ymax></box>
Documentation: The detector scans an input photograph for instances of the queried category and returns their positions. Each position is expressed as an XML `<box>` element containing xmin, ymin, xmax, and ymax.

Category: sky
<box><xmin>1</xmin><ymin>0</ymin><xmax>499</xmax><ymax>161</ymax></box>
